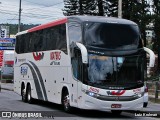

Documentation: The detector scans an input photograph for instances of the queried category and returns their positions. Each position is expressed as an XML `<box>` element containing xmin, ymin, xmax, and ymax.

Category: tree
<box><xmin>152</xmin><ymin>0</ymin><xmax>160</xmax><ymax>50</ymax></box>
<box><xmin>106</xmin><ymin>0</ymin><xmax>151</xmax><ymax>46</ymax></box>
<box><xmin>152</xmin><ymin>0</ymin><xmax>160</xmax><ymax>70</ymax></box>
<box><xmin>63</xmin><ymin>0</ymin><xmax>79</xmax><ymax>16</ymax></box>
<box><xmin>63</xmin><ymin>0</ymin><xmax>106</xmax><ymax>16</ymax></box>
<box><xmin>63</xmin><ymin>0</ymin><xmax>151</xmax><ymax>46</ymax></box>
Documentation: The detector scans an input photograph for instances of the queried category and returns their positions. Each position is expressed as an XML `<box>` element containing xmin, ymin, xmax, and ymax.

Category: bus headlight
<box><xmin>82</xmin><ymin>89</ymin><xmax>99</xmax><ymax>98</ymax></box>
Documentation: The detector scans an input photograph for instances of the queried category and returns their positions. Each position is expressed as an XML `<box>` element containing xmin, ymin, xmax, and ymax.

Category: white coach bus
<box><xmin>14</xmin><ymin>16</ymin><xmax>155</xmax><ymax>114</ymax></box>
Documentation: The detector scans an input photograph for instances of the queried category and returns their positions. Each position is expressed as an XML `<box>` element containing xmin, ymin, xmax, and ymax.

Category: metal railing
<box><xmin>146</xmin><ymin>79</ymin><xmax>160</xmax><ymax>102</ymax></box>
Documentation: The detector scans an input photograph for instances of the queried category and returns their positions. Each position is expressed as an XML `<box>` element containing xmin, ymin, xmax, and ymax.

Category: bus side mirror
<box><xmin>144</xmin><ymin>47</ymin><xmax>155</xmax><ymax>67</ymax></box>
<box><xmin>76</xmin><ymin>42</ymin><xmax>88</xmax><ymax>64</ymax></box>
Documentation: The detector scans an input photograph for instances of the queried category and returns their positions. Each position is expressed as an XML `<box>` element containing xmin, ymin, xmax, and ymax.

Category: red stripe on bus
<box><xmin>28</xmin><ymin>18</ymin><xmax>68</xmax><ymax>33</ymax></box>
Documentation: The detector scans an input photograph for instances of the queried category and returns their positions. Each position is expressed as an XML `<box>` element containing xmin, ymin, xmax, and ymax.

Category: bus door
<box><xmin>72</xmin><ymin>49</ymin><xmax>83</xmax><ymax>107</ymax></box>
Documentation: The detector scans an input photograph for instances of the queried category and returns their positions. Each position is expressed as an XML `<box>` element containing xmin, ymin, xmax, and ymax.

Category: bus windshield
<box><xmin>84</xmin><ymin>22</ymin><xmax>140</xmax><ymax>50</ymax></box>
<box><xmin>86</xmin><ymin>52</ymin><xmax>145</xmax><ymax>89</ymax></box>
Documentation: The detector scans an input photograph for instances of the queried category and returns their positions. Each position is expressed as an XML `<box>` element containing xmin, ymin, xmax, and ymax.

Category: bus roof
<box><xmin>28</xmin><ymin>18</ymin><xmax>67</xmax><ymax>33</ymax></box>
<box><xmin>67</xmin><ymin>16</ymin><xmax>137</xmax><ymax>25</ymax></box>
<box><xmin>16</xmin><ymin>16</ymin><xmax>137</xmax><ymax>36</ymax></box>
<box><xmin>16</xmin><ymin>18</ymin><xmax>67</xmax><ymax>36</ymax></box>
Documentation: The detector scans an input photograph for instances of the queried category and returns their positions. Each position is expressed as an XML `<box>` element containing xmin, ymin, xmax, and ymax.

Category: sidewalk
<box><xmin>0</xmin><ymin>83</ymin><xmax>160</xmax><ymax>116</ymax></box>
<box><xmin>0</xmin><ymin>82</ymin><xmax>14</xmax><ymax>91</ymax></box>
<box><xmin>140</xmin><ymin>102</ymin><xmax>160</xmax><ymax>116</ymax></box>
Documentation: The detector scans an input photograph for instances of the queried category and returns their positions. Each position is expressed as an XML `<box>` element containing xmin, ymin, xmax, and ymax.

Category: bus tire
<box><xmin>62</xmin><ymin>90</ymin><xmax>71</xmax><ymax>112</ymax></box>
<box><xmin>143</xmin><ymin>102</ymin><xmax>148</xmax><ymax>108</ymax></box>
<box><xmin>21</xmin><ymin>85</ymin><xmax>26</xmax><ymax>102</ymax></box>
<box><xmin>26</xmin><ymin>85</ymin><xmax>33</xmax><ymax>104</ymax></box>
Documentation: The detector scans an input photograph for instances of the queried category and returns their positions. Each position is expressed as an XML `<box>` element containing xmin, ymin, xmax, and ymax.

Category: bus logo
<box><xmin>89</xmin><ymin>87</ymin><xmax>99</xmax><ymax>93</ymax></box>
<box><xmin>33</xmin><ymin>52</ymin><xmax>44</xmax><ymax>61</ymax></box>
<box><xmin>106</xmin><ymin>90</ymin><xmax>126</xmax><ymax>96</ymax></box>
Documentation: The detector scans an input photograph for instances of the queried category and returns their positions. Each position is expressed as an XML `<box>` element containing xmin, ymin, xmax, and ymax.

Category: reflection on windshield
<box><xmin>88</xmin><ymin>55</ymin><xmax>116</xmax><ymax>82</ymax></box>
<box><xmin>84</xmin><ymin>22</ymin><xmax>140</xmax><ymax>50</ymax></box>
<box><xmin>87</xmin><ymin>54</ymin><xmax>144</xmax><ymax>89</ymax></box>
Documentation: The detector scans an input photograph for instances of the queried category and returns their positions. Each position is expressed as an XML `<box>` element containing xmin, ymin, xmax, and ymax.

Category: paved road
<box><xmin>0</xmin><ymin>90</ymin><xmax>159</xmax><ymax>120</ymax></box>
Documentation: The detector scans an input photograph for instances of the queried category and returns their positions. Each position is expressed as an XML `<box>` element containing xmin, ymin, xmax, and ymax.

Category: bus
<box><xmin>1</xmin><ymin>50</ymin><xmax>14</xmax><ymax>79</ymax></box>
<box><xmin>14</xmin><ymin>16</ymin><xmax>155</xmax><ymax>114</ymax></box>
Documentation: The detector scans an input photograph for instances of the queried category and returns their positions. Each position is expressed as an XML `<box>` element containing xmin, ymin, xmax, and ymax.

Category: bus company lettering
<box><xmin>50</xmin><ymin>52</ymin><xmax>61</xmax><ymax>60</ymax></box>
<box><xmin>89</xmin><ymin>87</ymin><xmax>99</xmax><ymax>93</ymax></box>
<box><xmin>133</xmin><ymin>88</ymin><xmax>141</xmax><ymax>93</ymax></box>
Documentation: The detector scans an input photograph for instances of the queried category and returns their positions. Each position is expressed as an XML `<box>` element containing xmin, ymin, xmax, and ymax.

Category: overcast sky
<box><xmin>0</xmin><ymin>0</ymin><xmax>64</xmax><ymax>24</ymax></box>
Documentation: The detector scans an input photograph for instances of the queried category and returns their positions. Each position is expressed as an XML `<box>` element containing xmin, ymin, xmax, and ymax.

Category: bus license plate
<box><xmin>111</xmin><ymin>104</ymin><xmax>122</xmax><ymax>108</ymax></box>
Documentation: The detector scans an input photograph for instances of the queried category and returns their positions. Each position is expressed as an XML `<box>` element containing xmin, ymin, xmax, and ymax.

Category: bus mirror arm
<box><xmin>143</xmin><ymin>47</ymin><xmax>155</xmax><ymax>67</ymax></box>
<box><xmin>76</xmin><ymin>42</ymin><xmax>88</xmax><ymax>64</ymax></box>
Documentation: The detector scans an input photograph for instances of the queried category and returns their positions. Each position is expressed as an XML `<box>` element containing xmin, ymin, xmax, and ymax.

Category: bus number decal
<box><xmin>21</xmin><ymin>66</ymin><xmax>28</xmax><ymax>75</ymax></box>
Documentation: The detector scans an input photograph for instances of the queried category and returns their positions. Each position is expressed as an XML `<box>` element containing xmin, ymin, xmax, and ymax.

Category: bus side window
<box><xmin>68</xmin><ymin>23</ymin><xmax>82</xmax><ymax>44</ymax></box>
<box><xmin>71</xmin><ymin>57</ymin><xmax>79</xmax><ymax>79</ymax></box>
<box><xmin>71</xmin><ymin>49</ymin><xmax>82</xmax><ymax>81</ymax></box>
<box><xmin>15</xmin><ymin>36</ymin><xmax>20</xmax><ymax>54</ymax></box>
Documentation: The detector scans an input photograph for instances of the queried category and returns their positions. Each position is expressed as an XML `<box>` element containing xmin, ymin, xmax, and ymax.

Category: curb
<box><xmin>1</xmin><ymin>87</ymin><xmax>14</xmax><ymax>91</ymax></box>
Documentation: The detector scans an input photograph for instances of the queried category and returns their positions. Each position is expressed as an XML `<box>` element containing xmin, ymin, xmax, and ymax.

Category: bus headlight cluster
<box><xmin>82</xmin><ymin>89</ymin><xmax>99</xmax><ymax>98</ymax></box>
<box><xmin>134</xmin><ymin>92</ymin><xmax>144</xmax><ymax>98</ymax></box>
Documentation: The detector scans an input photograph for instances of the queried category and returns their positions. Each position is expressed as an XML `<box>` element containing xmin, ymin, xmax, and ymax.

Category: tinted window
<box><xmin>84</xmin><ymin>22</ymin><xmax>140</xmax><ymax>50</ymax></box>
<box><xmin>15</xmin><ymin>24</ymin><xmax>67</xmax><ymax>54</ymax></box>
<box><xmin>87</xmin><ymin>51</ymin><xmax>145</xmax><ymax>89</ymax></box>
<box><xmin>68</xmin><ymin>23</ymin><xmax>82</xmax><ymax>45</ymax></box>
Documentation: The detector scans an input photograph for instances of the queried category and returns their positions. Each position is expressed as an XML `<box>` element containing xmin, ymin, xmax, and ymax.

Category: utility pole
<box><xmin>118</xmin><ymin>0</ymin><xmax>122</xmax><ymax>18</ymax></box>
<box><xmin>18</xmin><ymin>0</ymin><xmax>22</xmax><ymax>32</ymax></box>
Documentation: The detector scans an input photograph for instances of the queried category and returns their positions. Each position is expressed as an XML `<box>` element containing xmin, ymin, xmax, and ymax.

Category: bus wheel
<box><xmin>26</xmin><ymin>85</ymin><xmax>33</xmax><ymax>104</ymax></box>
<box><xmin>111</xmin><ymin>110</ymin><xmax>122</xmax><ymax>115</ymax></box>
<box><xmin>62</xmin><ymin>91</ymin><xmax>71</xmax><ymax>112</ymax></box>
<box><xmin>21</xmin><ymin>87</ymin><xmax>26</xmax><ymax>102</ymax></box>
<box><xmin>143</xmin><ymin>102</ymin><xmax>148</xmax><ymax>108</ymax></box>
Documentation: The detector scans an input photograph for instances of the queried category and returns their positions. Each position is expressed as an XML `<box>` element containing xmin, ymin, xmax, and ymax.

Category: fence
<box><xmin>146</xmin><ymin>79</ymin><xmax>160</xmax><ymax>102</ymax></box>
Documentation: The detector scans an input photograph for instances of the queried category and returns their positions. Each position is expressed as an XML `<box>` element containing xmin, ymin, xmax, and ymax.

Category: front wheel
<box><xmin>62</xmin><ymin>91</ymin><xmax>71</xmax><ymax>112</ymax></box>
<box><xmin>143</xmin><ymin>102</ymin><xmax>148</xmax><ymax>108</ymax></box>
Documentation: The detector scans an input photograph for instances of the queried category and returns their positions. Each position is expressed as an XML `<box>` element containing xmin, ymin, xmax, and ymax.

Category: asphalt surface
<box><xmin>0</xmin><ymin>82</ymin><xmax>160</xmax><ymax>119</ymax></box>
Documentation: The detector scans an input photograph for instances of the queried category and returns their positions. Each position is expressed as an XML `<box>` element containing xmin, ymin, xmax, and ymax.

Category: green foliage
<box><xmin>63</xmin><ymin>0</ymin><xmax>79</xmax><ymax>16</ymax></box>
<box><xmin>63</xmin><ymin>0</ymin><xmax>107</xmax><ymax>16</ymax></box>
<box><xmin>152</xmin><ymin>0</ymin><xmax>160</xmax><ymax>53</ymax></box>
<box><xmin>106</xmin><ymin>0</ymin><xmax>151</xmax><ymax>46</ymax></box>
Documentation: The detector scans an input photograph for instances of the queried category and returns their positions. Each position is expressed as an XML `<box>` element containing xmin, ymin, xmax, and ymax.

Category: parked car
<box><xmin>143</xmin><ymin>86</ymin><xmax>148</xmax><ymax>107</ymax></box>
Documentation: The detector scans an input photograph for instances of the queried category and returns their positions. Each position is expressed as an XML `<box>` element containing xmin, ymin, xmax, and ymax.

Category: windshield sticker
<box><xmin>117</xmin><ymin>57</ymin><xmax>124</xmax><ymax>63</ymax></box>
<box><xmin>90</xmin><ymin>55</ymin><xmax>108</xmax><ymax>61</ymax></box>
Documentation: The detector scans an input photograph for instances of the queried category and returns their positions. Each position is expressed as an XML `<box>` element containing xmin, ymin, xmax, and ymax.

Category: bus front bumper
<box><xmin>80</xmin><ymin>94</ymin><xmax>143</xmax><ymax>111</ymax></box>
